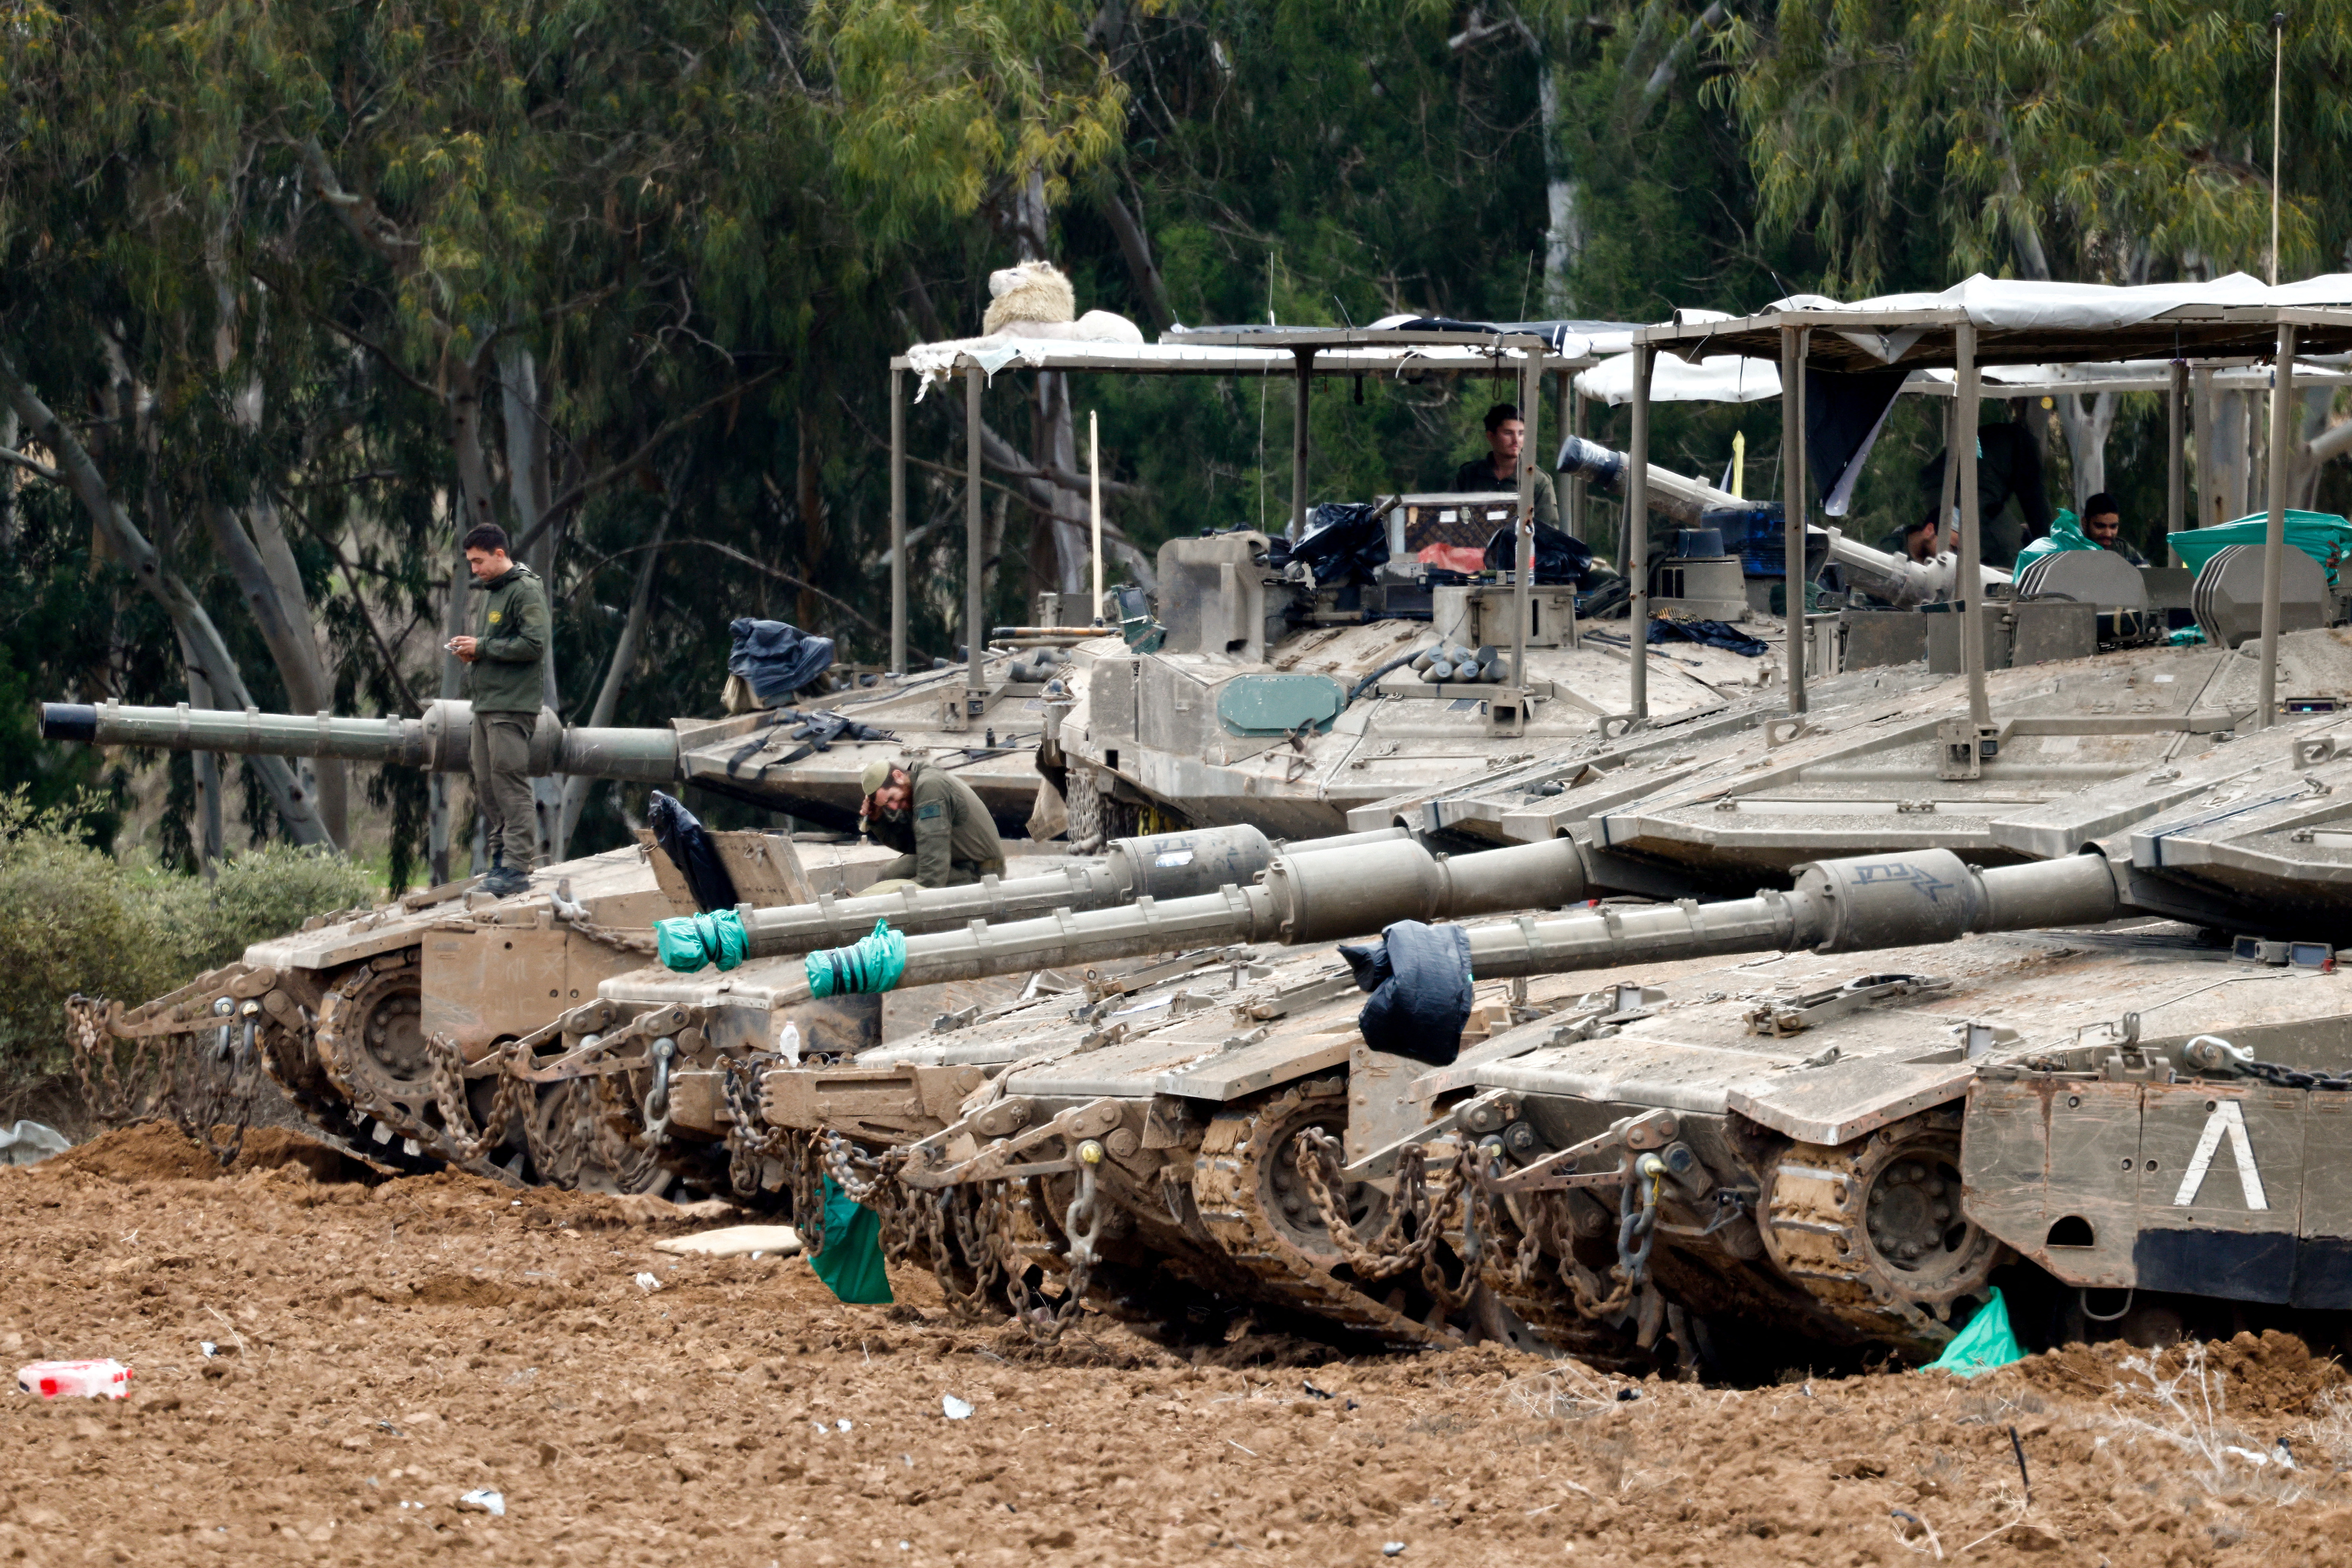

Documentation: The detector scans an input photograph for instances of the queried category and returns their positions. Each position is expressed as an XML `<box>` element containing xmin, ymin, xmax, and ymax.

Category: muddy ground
<box><xmin>5</xmin><ymin>1125</ymin><xmax>2352</xmax><ymax>1566</ymax></box>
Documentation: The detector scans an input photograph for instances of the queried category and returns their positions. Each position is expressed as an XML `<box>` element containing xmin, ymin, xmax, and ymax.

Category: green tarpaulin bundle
<box><xmin>805</xmin><ymin>1175</ymin><xmax>892</xmax><ymax>1305</ymax></box>
<box><xmin>1919</xmin><ymin>1287</ymin><xmax>2025</xmax><ymax>1377</ymax></box>
<box><xmin>2014</xmin><ymin>508</ymin><xmax>2097</xmax><ymax>570</ymax></box>
<box><xmin>2167</xmin><ymin>510</ymin><xmax>2352</xmax><ymax>586</ymax></box>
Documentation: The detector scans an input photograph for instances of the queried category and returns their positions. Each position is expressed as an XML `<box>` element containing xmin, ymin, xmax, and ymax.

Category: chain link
<box><xmin>2238</xmin><ymin>1057</ymin><xmax>2352</xmax><ymax>1092</ymax></box>
<box><xmin>423</xmin><ymin>1034</ymin><xmax>534</xmax><ymax>1166</ymax></box>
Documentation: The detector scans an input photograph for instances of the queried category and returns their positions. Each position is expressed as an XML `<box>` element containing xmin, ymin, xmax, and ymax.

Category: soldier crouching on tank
<box><xmin>859</xmin><ymin>758</ymin><xmax>1007</xmax><ymax>890</ymax></box>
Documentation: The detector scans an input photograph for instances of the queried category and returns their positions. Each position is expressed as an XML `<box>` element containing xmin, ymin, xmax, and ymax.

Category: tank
<box><xmin>63</xmin><ymin>828</ymin><xmax>933</xmax><ymax>1190</ymax></box>
<box><xmin>616</xmin><ymin>693</ymin><xmax>2352</xmax><ymax>1365</ymax></box>
<box><xmin>1050</xmin><ymin>435</ymin><xmax>2041</xmax><ymax>846</ymax></box>
<box><xmin>38</xmin><ymin>645</ymin><xmax>1078</xmax><ymax>837</ymax></box>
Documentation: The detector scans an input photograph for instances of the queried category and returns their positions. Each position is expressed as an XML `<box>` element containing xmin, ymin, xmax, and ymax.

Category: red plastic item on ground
<box><xmin>16</xmin><ymin>1359</ymin><xmax>132</xmax><ymax>1399</ymax></box>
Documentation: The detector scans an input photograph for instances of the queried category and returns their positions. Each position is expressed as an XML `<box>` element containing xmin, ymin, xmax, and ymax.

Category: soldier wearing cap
<box><xmin>859</xmin><ymin>757</ymin><xmax>1007</xmax><ymax>888</ymax></box>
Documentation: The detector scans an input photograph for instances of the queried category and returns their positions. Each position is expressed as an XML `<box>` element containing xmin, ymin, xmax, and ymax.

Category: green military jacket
<box><xmin>867</xmin><ymin>759</ymin><xmax>1006</xmax><ymax>886</ymax></box>
<box><xmin>1453</xmin><ymin>457</ymin><xmax>1559</xmax><ymax>531</ymax></box>
<box><xmin>466</xmin><ymin>565</ymin><xmax>549</xmax><ymax>714</ymax></box>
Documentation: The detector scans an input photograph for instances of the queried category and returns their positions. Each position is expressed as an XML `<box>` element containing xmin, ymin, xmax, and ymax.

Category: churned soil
<box><xmin>6</xmin><ymin>1124</ymin><xmax>2352</xmax><ymax>1567</ymax></box>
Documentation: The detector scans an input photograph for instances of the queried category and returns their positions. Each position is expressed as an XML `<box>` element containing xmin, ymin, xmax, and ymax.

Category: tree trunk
<box><xmin>2054</xmin><ymin>391</ymin><xmax>2116</xmax><ymax>505</ymax></box>
<box><xmin>559</xmin><ymin>505</ymin><xmax>670</xmax><ymax>849</ymax></box>
<box><xmin>207</xmin><ymin>231</ymin><xmax>348</xmax><ymax>843</ymax></box>
<box><xmin>1095</xmin><ymin>185</ymin><xmax>1173</xmax><ymax>331</ymax></box>
<box><xmin>1540</xmin><ymin>47</ymin><xmax>1581</xmax><ymax>315</ymax></box>
<box><xmin>0</xmin><ymin>350</ymin><xmax>329</xmax><ymax>843</ymax></box>
<box><xmin>173</xmin><ymin>623</ymin><xmax>225</xmax><ymax>880</ymax></box>
<box><xmin>498</xmin><ymin>343</ymin><xmax>567</xmax><ymax>863</ymax></box>
<box><xmin>796</xmin><ymin>403</ymin><xmax>828</xmax><ymax>630</ymax></box>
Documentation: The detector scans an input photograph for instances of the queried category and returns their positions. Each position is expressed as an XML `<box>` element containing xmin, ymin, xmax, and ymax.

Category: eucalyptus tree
<box><xmin>1720</xmin><ymin>0</ymin><xmax>2352</xmax><ymax>501</ymax></box>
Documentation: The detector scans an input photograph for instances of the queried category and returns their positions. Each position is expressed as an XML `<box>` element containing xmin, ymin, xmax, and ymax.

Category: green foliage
<box><xmin>0</xmin><ymin>791</ymin><xmax>373</xmax><ymax>1082</ymax></box>
<box><xmin>1720</xmin><ymin>0</ymin><xmax>2348</xmax><ymax>293</ymax></box>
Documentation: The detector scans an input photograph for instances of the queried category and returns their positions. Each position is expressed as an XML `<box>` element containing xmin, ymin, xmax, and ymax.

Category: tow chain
<box><xmin>423</xmin><ymin>1034</ymin><xmax>534</xmax><ymax>1166</ymax></box>
<box><xmin>2238</xmin><ymin>1058</ymin><xmax>2352</xmax><ymax>1092</ymax></box>
<box><xmin>721</xmin><ymin>1057</ymin><xmax>796</xmax><ymax>1198</ymax></box>
<box><xmin>922</xmin><ymin>1182</ymin><xmax>1011</xmax><ymax>1320</ymax></box>
<box><xmin>1013</xmin><ymin>1154</ymin><xmax>1106</xmax><ymax>1342</ymax></box>
<box><xmin>1292</xmin><ymin>1129</ymin><xmax>1480</xmax><ymax>1312</ymax></box>
<box><xmin>1486</xmin><ymin>1161</ymin><xmax>1644</xmax><ymax>1322</ymax></box>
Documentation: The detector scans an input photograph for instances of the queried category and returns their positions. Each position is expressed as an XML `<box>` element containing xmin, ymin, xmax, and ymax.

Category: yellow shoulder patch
<box><xmin>488</xmin><ymin>612</ymin><xmax>503</xmax><ymax>623</ymax></box>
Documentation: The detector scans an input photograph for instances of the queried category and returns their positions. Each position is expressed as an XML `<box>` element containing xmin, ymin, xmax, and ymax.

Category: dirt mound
<box><xmin>49</xmin><ymin>1120</ymin><xmax>223</xmax><ymax>1182</ymax></box>
<box><xmin>2020</xmin><ymin>1327</ymin><xmax>2346</xmax><ymax>1416</ymax></box>
<box><xmin>224</xmin><ymin>1126</ymin><xmax>377</xmax><ymax>1184</ymax></box>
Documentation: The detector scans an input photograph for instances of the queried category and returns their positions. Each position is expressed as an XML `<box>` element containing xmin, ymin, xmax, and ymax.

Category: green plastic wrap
<box><xmin>1919</xmin><ymin>1287</ymin><xmax>2026</xmax><ymax>1377</ymax></box>
<box><xmin>2014</xmin><ymin>509</ymin><xmax>2096</xmax><ymax>569</ymax></box>
<box><xmin>654</xmin><ymin>907</ymin><xmax>748</xmax><ymax>973</ymax></box>
<box><xmin>806</xmin><ymin>1175</ymin><xmax>892</xmax><ymax>1304</ymax></box>
<box><xmin>805</xmin><ymin>918</ymin><xmax>908</xmax><ymax>997</ymax></box>
<box><xmin>2168</xmin><ymin>510</ymin><xmax>2352</xmax><ymax>585</ymax></box>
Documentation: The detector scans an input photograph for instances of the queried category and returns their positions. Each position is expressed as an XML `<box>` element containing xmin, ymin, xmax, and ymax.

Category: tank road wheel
<box><xmin>314</xmin><ymin>956</ymin><xmax>443</xmax><ymax>1164</ymax></box>
<box><xmin>1247</xmin><ymin>1088</ymin><xmax>1386</xmax><ymax>1268</ymax></box>
<box><xmin>1191</xmin><ymin>1079</ymin><xmax>1454</xmax><ymax>1348</ymax></box>
<box><xmin>1762</xmin><ymin>1111</ymin><xmax>2002</xmax><ymax>1352</ymax></box>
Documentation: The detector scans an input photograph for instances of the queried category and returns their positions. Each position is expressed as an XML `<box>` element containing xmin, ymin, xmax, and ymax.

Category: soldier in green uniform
<box><xmin>447</xmin><ymin>523</ymin><xmax>549</xmax><ymax>898</ymax></box>
<box><xmin>1453</xmin><ymin>402</ymin><xmax>1559</xmax><ymax>529</ymax></box>
<box><xmin>859</xmin><ymin>757</ymin><xmax>1007</xmax><ymax>888</ymax></box>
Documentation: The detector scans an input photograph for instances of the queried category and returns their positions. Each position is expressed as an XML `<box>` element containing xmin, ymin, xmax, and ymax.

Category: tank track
<box><xmin>1759</xmin><ymin>1108</ymin><xmax>2001</xmax><ymax>1354</ymax></box>
<box><xmin>1190</xmin><ymin>1080</ymin><xmax>1457</xmax><ymax>1348</ymax></box>
<box><xmin>312</xmin><ymin>950</ymin><xmax>449</xmax><ymax>1169</ymax></box>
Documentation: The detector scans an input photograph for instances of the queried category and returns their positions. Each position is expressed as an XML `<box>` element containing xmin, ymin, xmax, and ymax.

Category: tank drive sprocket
<box><xmin>1759</xmin><ymin>1110</ymin><xmax>2002</xmax><ymax>1352</ymax></box>
<box><xmin>1191</xmin><ymin>1079</ymin><xmax>1454</xmax><ymax>1347</ymax></box>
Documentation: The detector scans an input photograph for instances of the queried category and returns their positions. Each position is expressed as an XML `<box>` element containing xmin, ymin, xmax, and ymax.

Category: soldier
<box><xmin>1454</xmin><ymin>402</ymin><xmax>1559</xmax><ymax>529</ymax></box>
<box><xmin>859</xmin><ymin>757</ymin><xmax>1007</xmax><ymax>889</ymax></box>
<box><xmin>2080</xmin><ymin>491</ymin><xmax>2151</xmax><ymax>566</ymax></box>
<box><xmin>447</xmin><ymin>523</ymin><xmax>549</xmax><ymax>898</ymax></box>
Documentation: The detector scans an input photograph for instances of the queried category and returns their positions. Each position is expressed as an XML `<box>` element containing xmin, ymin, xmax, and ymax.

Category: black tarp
<box><xmin>1338</xmin><ymin>920</ymin><xmax>1476</xmax><ymax>1065</ymax></box>
<box><xmin>1482</xmin><ymin>521</ymin><xmax>1607</xmax><ymax>588</ymax></box>
<box><xmin>728</xmin><ymin>618</ymin><xmax>837</xmax><ymax>704</ymax></box>
<box><xmin>1804</xmin><ymin>368</ymin><xmax>1911</xmax><ymax>516</ymax></box>
<box><xmin>648</xmin><ymin>790</ymin><xmax>740</xmax><ymax>913</ymax></box>
<box><xmin>1288</xmin><ymin>502</ymin><xmax>1392</xmax><ymax>586</ymax></box>
<box><xmin>1648</xmin><ymin>618</ymin><xmax>1770</xmax><ymax>656</ymax></box>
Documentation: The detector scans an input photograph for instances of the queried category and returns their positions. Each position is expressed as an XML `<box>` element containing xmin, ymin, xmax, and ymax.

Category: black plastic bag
<box><xmin>1648</xmin><ymin>618</ymin><xmax>1770</xmax><ymax>657</ymax></box>
<box><xmin>728</xmin><ymin>618</ymin><xmax>837</xmax><ymax>704</ymax></box>
<box><xmin>1336</xmin><ymin>920</ymin><xmax>1475</xmax><ymax>1066</ymax></box>
<box><xmin>1482</xmin><ymin>521</ymin><xmax>1604</xmax><ymax>588</ymax></box>
<box><xmin>648</xmin><ymin>790</ymin><xmax>740</xmax><ymax>913</ymax></box>
<box><xmin>1289</xmin><ymin>502</ymin><xmax>1391</xmax><ymax>587</ymax></box>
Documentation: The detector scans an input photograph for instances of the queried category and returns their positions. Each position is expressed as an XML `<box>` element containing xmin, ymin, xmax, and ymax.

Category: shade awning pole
<box><xmin>1956</xmin><ymin>322</ymin><xmax>1990</xmax><ymax>728</ymax></box>
<box><xmin>889</xmin><ymin>366</ymin><xmax>907</xmax><ymax>676</ymax></box>
<box><xmin>1780</xmin><ymin>327</ymin><xmax>1806</xmax><ymax>714</ymax></box>
<box><xmin>1290</xmin><ymin>349</ymin><xmax>1315</xmax><ymax>541</ymax></box>
<box><xmin>2257</xmin><ymin>325</ymin><xmax>2297</xmax><ymax>728</ymax></box>
<box><xmin>965</xmin><ymin>365</ymin><xmax>985</xmax><ymax>713</ymax></box>
<box><xmin>1627</xmin><ymin>343</ymin><xmax>1654</xmax><ymax>723</ymax></box>
<box><xmin>2167</xmin><ymin>362</ymin><xmax>2188</xmax><ymax>569</ymax></box>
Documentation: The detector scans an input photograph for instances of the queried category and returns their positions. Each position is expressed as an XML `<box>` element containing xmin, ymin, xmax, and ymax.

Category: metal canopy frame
<box><xmin>883</xmin><ymin>330</ymin><xmax>1593</xmax><ymax>720</ymax></box>
<box><xmin>1620</xmin><ymin>302</ymin><xmax>2352</xmax><ymax>730</ymax></box>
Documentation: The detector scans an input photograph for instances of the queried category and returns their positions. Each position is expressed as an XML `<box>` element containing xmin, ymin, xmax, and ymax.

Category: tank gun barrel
<box><xmin>1552</xmin><ymin>434</ymin><xmax>2010</xmax><ymax>605</ymax></box>
<box><xmin>40</xmin><ymin>698</ymin><xmax>680</xmax><ymax>784</ymax></box>
<box><xmin>726</xmin><ymin>824</ymin><xmax>1406</xmax><ymax>959</ymax></box>
<box><xmin>684</xmin><ymin>834</ymin><xmax>1598</xmax><ymax>998</ymax></box>
<box><xmin>1461</xmin><ymin>848</ymin><xmax>2119</xmax><ymax>979</ymax></box>
<box><xmin>730</xmin><ymin>841</ymin><xmax>2122</xmax><ymax>1013</ymax></box>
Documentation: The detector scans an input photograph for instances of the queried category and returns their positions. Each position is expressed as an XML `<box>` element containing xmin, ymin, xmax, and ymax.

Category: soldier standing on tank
<box><xmin>447</xmin><ymin>523</ymin><xmax>549</xmax><ymax>898</ymax></box>
<box><xmin>1454</xmin><ymin>402</ymin><xmax>1559</xmax><ymax>529</ymax></box>
<box><xmin>859</xmin><ymin>758</ymin><xmax>1007</xmax><ymax>889</ymax></box>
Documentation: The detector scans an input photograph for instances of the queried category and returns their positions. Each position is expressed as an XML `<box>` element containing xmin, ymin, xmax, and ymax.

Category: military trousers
<box><xmin>471</xmin><ymin>710</ymin><xmax>540</xmax><ymax>872</ymax></box>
